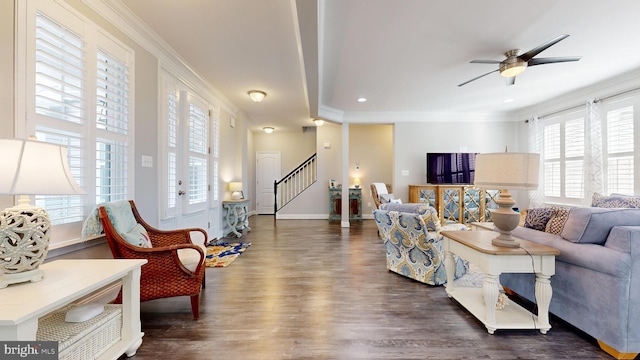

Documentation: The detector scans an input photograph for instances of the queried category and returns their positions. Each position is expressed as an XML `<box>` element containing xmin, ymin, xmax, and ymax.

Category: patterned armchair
<box><xmin>373</xmin><ymin>204</ymin><xmax>468</xmax><ymax>285</ymax></box>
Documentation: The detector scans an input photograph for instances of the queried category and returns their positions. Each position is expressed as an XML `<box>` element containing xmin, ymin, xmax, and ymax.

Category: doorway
<box><xmin>256</xmin><ymin>151</ymin><xmax>281</xmax><ymax>214</ymax></box>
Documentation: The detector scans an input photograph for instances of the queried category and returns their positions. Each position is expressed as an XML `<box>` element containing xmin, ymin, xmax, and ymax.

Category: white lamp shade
<box><xmin>0</xmin><ymin>139</ymin><xmax>85</xmax><ymax>195</ymax></box>
<box><xmin>228</xmin><ymin>182</ymin><xmax>243</xmax><ymax>192</ymax></box>
<box><xmin>474</xmin><ymin>152</ymin><xmax>540</xmax><ymax>190</ymax></box>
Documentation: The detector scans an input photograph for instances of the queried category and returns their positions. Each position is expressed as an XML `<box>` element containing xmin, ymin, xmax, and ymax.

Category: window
<box><xmin>541</xmin><ymin>110</ymin><xmax>585</xmax><ymax>204</ymax></box>
<box><xmin>537</xmin><ymin>95</ymin><xmax>640</xmax><ymax>206</ymax></box>
<box><xmin>21</xmin><ymin>2</ymin><xmax>134</xmax><ymax>245</ymax></box>
<box><xmin>188</xmin><ymin>101</ymin><xmax>208</xmax><ymax>205</ymax></box>
<box><xmin>603</xmin><ymin>100</ymin><xmax>635</xmax><ymax>195</ymax></box>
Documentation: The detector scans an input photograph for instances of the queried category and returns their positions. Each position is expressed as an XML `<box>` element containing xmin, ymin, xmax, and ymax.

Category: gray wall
<box><xmin>0</xmin><ymin>1</ymin><xmax>14</xmax><ymax>210</ymax></box>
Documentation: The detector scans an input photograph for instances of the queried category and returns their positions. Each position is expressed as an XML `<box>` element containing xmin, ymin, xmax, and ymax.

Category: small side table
<box><xmin>222</xmin><ymin>199</ymin><xmax>251</xmax><ymax>238</ymax></box>
<box><xmin>441</xmin><ymin>230</ymin><xmax>559</xmax><ymax>335</ymax></box>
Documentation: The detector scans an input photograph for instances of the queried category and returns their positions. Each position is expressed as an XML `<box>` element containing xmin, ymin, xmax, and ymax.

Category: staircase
<box><xmin>274</xmin><ymin>153</ymin><xmax>317</xmax><ymax>214</ymax></box>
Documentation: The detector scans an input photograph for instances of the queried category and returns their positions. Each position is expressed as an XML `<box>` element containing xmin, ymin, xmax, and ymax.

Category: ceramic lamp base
<box><xmin>489</xmin><ymin>189</ymin><xmax>521</xmax><ymax>248</ymax></box>
<box><xmin>0</xmin><ymin>205</ymin><xmax>50</xmax><ymax>288</ymax></box>
<box><xmin>0</xmin><ymin>268</ymin><xmax>44</xmax><ymax>289</ymax></box>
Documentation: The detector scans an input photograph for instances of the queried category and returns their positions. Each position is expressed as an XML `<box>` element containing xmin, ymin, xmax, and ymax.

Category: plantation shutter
<box><xmin>564</xmin><ymin>118</ymin><xmax>585</xmax><ymax>198</ymax></box>
<box><xmin>544</xmin><ymin>123</ymin><xmax>561</xmax><ymax>197</ymax></box>
<box><xmin>605</xmin><ymin>105</ymin><xmax>634</xmax><ymax>195</ymax></box>
<box><xmin>95</xmin><ymin>42</ymin><xmax>131</xmax><ymax>203</ymax></box>
<box><xmin>33</xmin><ymin>12</ymin><xmax>86</xmax><ymax>225</ymax></box>
<box><xmin>186</xmin><ymin>97</ymin><xmax>209</xmax><ymax>213</ymax></box>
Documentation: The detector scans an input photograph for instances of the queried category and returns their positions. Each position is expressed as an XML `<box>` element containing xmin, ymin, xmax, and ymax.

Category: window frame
<box><xmin>16</xmin><ymin>0</ymin><xmax>135</xmax><ymax>248</ymax></box>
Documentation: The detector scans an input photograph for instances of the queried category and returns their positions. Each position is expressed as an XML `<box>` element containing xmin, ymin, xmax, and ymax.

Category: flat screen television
<box><xmin>426</xmin><ymin>152</ymin><xmax>477</xmax><ymax>185</ymax></box>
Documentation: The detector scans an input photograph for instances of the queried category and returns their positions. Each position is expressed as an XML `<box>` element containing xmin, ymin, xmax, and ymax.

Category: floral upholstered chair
<box><xmin>373</xmin><ymin>203</ymin><xmax>468</xmax><ymax>285</ymax></box>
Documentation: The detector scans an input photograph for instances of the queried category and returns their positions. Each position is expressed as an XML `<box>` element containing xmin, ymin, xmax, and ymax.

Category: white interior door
<box><xmin>256</xmin><ymin>151</ymin><xmax>281</xmax><ymax>214</ymax></box>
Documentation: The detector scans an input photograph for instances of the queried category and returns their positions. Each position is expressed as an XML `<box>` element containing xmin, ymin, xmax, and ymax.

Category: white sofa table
<box><xmin>0</xmin><ymin>259</ymin><xmax>146</xmax><ymax>358</ymax></box>
<box><xmin>442</xmin><ymin>230</ymin><xmax>559</xmax><ymax>334</ymax></box>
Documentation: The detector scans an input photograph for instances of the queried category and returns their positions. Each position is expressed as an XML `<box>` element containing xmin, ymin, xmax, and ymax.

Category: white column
<box><xmin>341</xmin><ymin>123</ymin><xmax>350</xmax><ymax>227</ymax></box>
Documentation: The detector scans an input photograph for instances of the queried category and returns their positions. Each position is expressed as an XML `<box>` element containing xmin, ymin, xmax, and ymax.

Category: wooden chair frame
<box><xmin>98</xmin><ymin>200</ymin><xmax>207</xmax><ymax>320</ymax></box>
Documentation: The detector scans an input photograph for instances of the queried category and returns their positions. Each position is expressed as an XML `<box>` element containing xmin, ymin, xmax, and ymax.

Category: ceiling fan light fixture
<box><xmin>248</xmin><ymin>90</ymin><xmax>267</xmax><ymax>103</ymax></box>
<box><xmin>500</xmin><ymin>62</ymin><xmax>527</xmax><ymax>77</ymax></box>
<box><xmin>499</xmin><ymin>50</ymin><xmax>527</xmax><ymax>77</ymax></box>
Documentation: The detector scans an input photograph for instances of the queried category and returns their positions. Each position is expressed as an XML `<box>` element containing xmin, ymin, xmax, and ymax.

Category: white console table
<box><xmin>222</xmin><ymin>199</ymin><xmax>251</xmax><ymax>238</ymax></box>
<box><xmin>442</xmin><ymin>231</ymin><xmax>559</xmax><ymax>334</ymax></box>
<box><xmin>0</xmin><ymin>259</ymin><xmax>146</xmax><ymax>358</ymax></box>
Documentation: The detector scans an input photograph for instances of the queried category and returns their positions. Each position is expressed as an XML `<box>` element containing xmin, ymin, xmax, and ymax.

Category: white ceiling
<box><xmin>119</xmin><ymin>0</ymin><xmax>640</xmax><ymax>131</ymax></box>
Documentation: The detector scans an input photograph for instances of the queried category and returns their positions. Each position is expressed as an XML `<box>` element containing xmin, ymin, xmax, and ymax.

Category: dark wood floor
<box><xmin>105</xmin><ymin>215</ymin><xmax>617</xmax><ymax>359</ymax></box>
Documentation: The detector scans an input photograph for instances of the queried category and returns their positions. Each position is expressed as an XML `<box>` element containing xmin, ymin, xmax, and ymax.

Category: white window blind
<box><xmin>543</xmin><ymin>123</ymin><xmax>561</xmax><ymax>197</ymax></box>
<box><xmin>34</xmin><ymin>12</ymin><xmax>84</xmax><ymax>124</ymax></box>
<box><xmin>564</xmin><ymin>118</ymin><xmax>584</xmax><ymax>198</ymax></box>
<box><xmin>211</xmin><ymin>107</ymin><xmax>220</xmax><ymax>202</ymax></box>
<box><xmin>605</xmin><ymin>105</ymin><xmax>634</xmax><ymax>195</ymax></box>
<box><xmin>188</xmin><ymin>102</ymin><xmax>208</xmax><ymax>206</ymax></box>
<box><xmin>542</xmin><ymin>111</ymin><xmax>586</xmax><ymax>204</ymax></box>
<box><xmin>167</xmin><ymin>88</ymin><xmax>178</xmax><ymax>210</ymax></box>
<box><xmin>96</xmin><ymin>49</ymin><xmax>129</xmax><ymax>134</ymax></box>
<box><xmin>33</xmin><ymin>11</ymin><xmax>86</xmax><ymax>225</ymax></box>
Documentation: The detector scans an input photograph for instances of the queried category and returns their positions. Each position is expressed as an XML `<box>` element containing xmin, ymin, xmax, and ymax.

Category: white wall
<box><xmin>393</xmin><ymin>120</ymin><xmax>525</xmax><ymax>204</ymax></box>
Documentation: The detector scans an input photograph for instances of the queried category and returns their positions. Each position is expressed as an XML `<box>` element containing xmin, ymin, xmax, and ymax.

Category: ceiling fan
<box><xmin>458</xmin><ymin>34</ymin><xmax>581</xmax><ymax>87</ymax></box>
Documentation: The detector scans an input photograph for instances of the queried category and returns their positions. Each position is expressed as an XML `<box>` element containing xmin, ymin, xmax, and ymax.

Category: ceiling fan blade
<box><xmin>470</xmin><ymin>60</ymin><xmax>501</xmax><ymax>64</ymax></box>
<box><xmin>458</xmin><ymin>69</ymin><xmax>499</xmax><ymax>87</ymax></box>
<box><xmin>528</xmin><ymin>56</ymin><xmax>582</xmax><ymax>66</ymax></box>
<box><xmin>507</xmin><ymin>76</ymin><xmax>516</xmax><ymax>86</ymax></box>
<box><xmin>518</xmin><ymin>34</ymin><xmax>570</xmax><ymax>62</ymax></box>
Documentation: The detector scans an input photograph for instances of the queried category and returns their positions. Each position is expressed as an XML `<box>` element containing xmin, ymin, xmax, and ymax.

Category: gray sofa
<box><xmin>499</xmin><ymin>207</ymin><xmax>640</xmax><ymax>358</ymax></box>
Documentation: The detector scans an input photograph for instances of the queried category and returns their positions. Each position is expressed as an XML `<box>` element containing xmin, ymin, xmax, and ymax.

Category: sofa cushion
<box><xmin>592</xmin><ymin>192</ymin><xmax>640</xmax><ymax>208</ymax></box>
<box><xmin>524</xmin><ymin>207</ymin><xmax>554</xmax><ymax>231</ymax></box>
<box><xmin>561</xmin><ymin>207</ymin><xmax>640</xmax><ymax>244</ymax></box>
<box><xmin>177</xmin><ymin>242</ymin><xmax>206</xmax><ymax>272</ymax></box>
<box><xmin>545</xmin><ymin>207</ymin><xmax>570</xmax><ymax>235</ymax></box>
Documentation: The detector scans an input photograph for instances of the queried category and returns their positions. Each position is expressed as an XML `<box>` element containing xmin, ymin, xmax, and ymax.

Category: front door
<box><xmin>158</xmin><ymin>71</ymin><xmax>215</xmax><ymax>238</ymax></box>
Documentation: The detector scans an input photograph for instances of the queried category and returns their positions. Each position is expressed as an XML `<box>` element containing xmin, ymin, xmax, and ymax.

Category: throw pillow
<box><xmin>545</xmin><ymin>207</ymin><xmax>570</xmax><ymax>235</ymax></box>
<box><xmin>524</xmin><ymin>207</ymin><xmax>554</xmax><ymax>231</ymax></box>
<box><xmin>591</xmin><ymin>192</ymin><xmax>640</xmax><ymax>208</ymax></box>
<box><xmin>390</xmin><ymin>198</ymin><xmax>402</xmax><ymax>204</ymax></box>
<box><xmin>379</xmin><ymin>194</ymin><xmax>393</xmax><ymax>204</ymax></box>
<box><xmin>120</xmin><ymin>223</ymin><xmax>152</xmax><ymax>248</ymax></box>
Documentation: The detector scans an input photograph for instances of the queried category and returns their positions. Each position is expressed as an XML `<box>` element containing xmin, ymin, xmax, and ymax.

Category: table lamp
<box><xmin>229</xmin><ymin>181</ymin><xmax>244</xmax><ymax>200</ymax></box>
<box><xmin>0</xmin><ymin>138</ymin><xmax>85</xmax><ymax>288</ymax></box>
<box><xmin>474</xmin><ymin>152</ymin><xmax>539</xmax><ymax>248</ymax></box>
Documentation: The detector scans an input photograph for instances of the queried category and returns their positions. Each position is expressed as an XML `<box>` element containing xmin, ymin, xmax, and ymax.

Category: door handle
<box><xmin>178</xmin><ymin>190</ymin><xmax>185</xmax><ymax>196</ymax></box>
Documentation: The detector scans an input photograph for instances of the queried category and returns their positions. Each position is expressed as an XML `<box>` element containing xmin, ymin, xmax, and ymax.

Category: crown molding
<box><xmin>81</xmin><ymin>0</ymin><xmax>238</xmax><ymax>116</ymax></box>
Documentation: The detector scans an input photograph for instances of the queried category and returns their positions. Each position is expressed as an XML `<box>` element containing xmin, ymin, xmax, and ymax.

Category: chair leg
<box><xmin>190</xmin><ymin>294</ymin><xmax>200</xmax><ymax>320</ymax></box>
<box><xmin>202</xmin><ymin>271</ymin><xmax>206</xmax><ymax>288</ymax></box>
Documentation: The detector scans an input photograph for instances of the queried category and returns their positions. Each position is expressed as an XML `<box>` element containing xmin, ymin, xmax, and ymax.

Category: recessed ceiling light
<box><xmin>503</xmin><ymin>98</ymin><xmax>515</xmax><ymax>103</ymax></box>
<box><xmin>357</xmin><ymin>97</ymin><xmax>367</xmax><ymax>103</ymax></box>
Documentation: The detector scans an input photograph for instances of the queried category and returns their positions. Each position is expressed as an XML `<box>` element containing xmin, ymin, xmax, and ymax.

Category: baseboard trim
<box><xmin>275</xmin><ymin>214</ymin><xmax>328</xmax><ymax>220</ymax></box>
